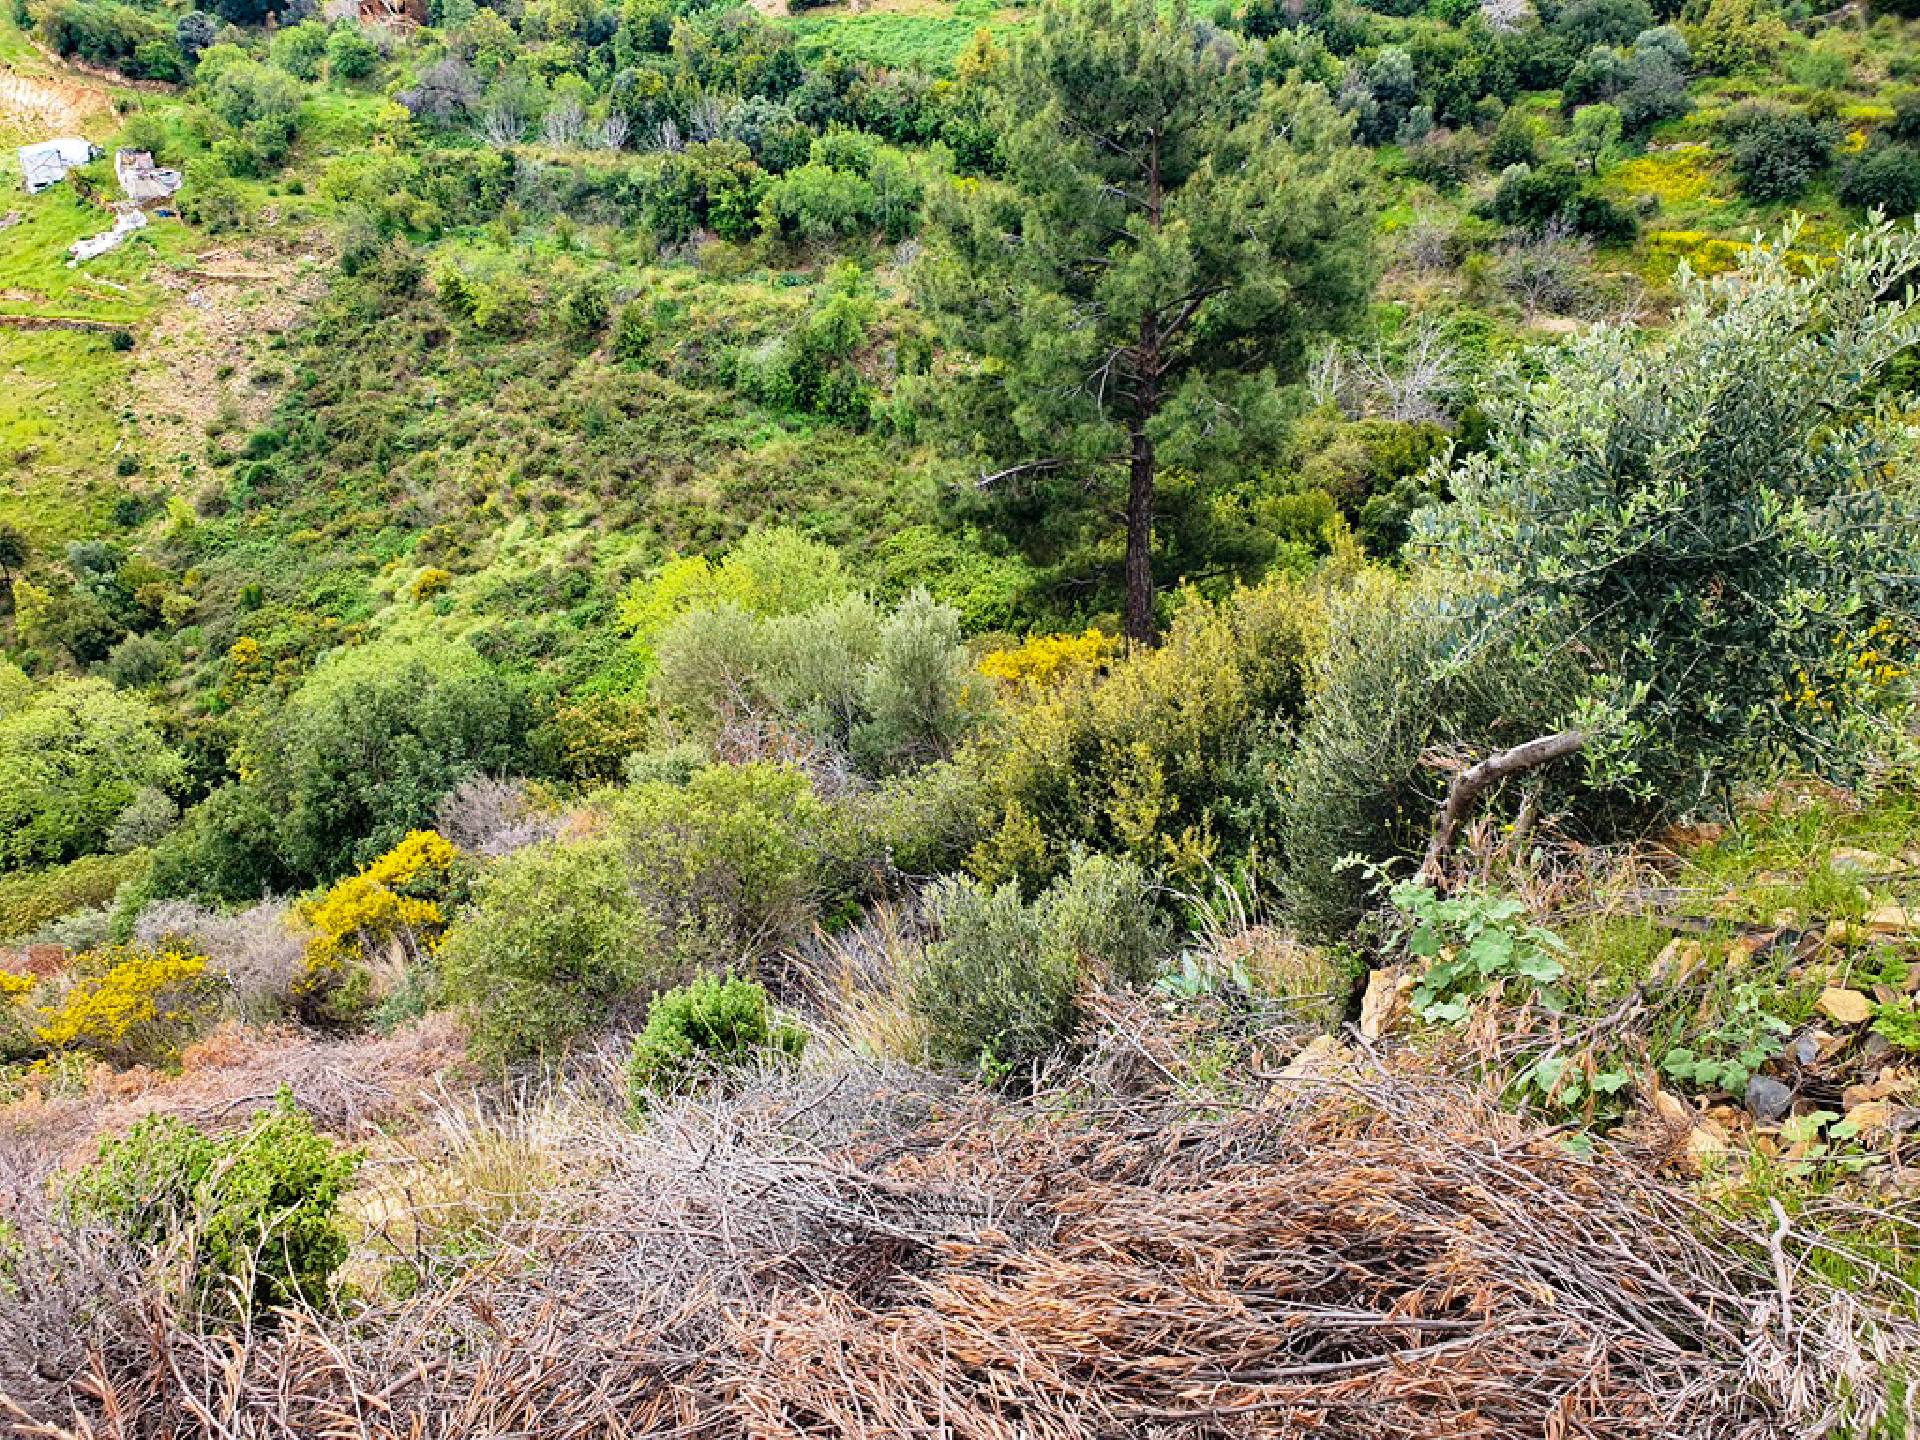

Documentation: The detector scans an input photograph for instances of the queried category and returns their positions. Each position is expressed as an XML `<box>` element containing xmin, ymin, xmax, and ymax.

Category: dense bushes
<box><xmin>955</xmin><ymin>576</ymin><xmax>1328</xmax><ymax>888</ymax></box>
<box><xmin>606</xmin><ymin>762</ymin><xmax>858</xmax><ymax>972</ymax></box>
<box><xmin>653</xmin><ymin>589</ymin><xmax>984</xmax><ymax>775</ymax></box>
<box><xmin>910</xmin><ymin>851</ymin><xmax>1170</xmax><ymax>1078</ymax></box>
<box><xmin>1276</xmin><ymin>574</ymin><xmax>1577</xmax><ymax>938</ymax></box>
<box><xmin>253</xmin><ymin>640</ymin><xmax>530</xmax><ymax>884</ymax></box>
<box><xmin>0</xmin><ymin>851</ymin><xmax>147</xmax><ymax>942</ymax></box>
<box><xmin>1426</xmin><ymin>224</ymin><xmax>1920</xmax><ymax>813</ymax></box>
<box><xmin>61</xmin><ymin>1094</ymin><xmax>360</xmax><ymax>1319</ymax></box>
<box><xmin>1721</xmin><ymin>102</ymin><xmax>1833</xmax><ymax>201</ymax></box>
<box><xmin>438</xmin><ymin>837</ymin><xmax>655</xmax><ymax>1065</ymax></box>
<box><xmin>34</xmin><ymin>943</ymin><xmax>220</xmax><ymax>1067</ymax></box>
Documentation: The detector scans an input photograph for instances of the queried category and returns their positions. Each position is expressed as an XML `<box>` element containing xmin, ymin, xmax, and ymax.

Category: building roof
<box><xmin>18</xmin><ymin>137</ymin><xmax>94</xmax><ymax>193</ymax></box>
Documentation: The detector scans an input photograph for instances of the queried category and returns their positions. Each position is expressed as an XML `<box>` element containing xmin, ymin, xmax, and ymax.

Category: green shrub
<box><xmin>607</xmin><ymin>762</ymin><xmax>855</xmax><ymax>972</ymax></box>
<box><xmin>438</xmin><ymin>838</ymin><xmax>657</xmax><ymax>1066</ymax></box>
<box><xmin>961</xmin><ymin>575</ymin><xmax>1328</xmax><ymax>889</ymax></box>
<box><xmin>1722</xmin><ymin>102</ymin><xmax>1833</xmax><ymax>202</ymax></box>
<box><xmin>0</xmin><ymin>677</ymin><xmax>184</xmax><ymax>871</ymax></box>
<box><xmin>260</xmin><ymin>639</ymin><xmax>530</xmax><ymax>882</ymax></box>
<box><xmin>625</xmin><ymin>974</ymin><xmax>804</xmax><ymax>1106</ymax></box>
<box><xmin>1277</xmin><ymin>573</ymin><xmax>1576</xmax><ymax>939</ymax></box>
<box><xmin>911</xmin><ymin>851</ymin><xmax>1170</xmax><ymax>1079</ymax></box>
<box><xmin>0</xmin><ymin>851</ymin><xmax>146</xmax><ymax>942</ymax></box>
<box><xmin>1424</xmin><ymin>224</ymin><xmax>1920</xmax><ymax>821</ymax></box>
<box><xmin>1388</xmin><ymin>881</ymin><xmax>1567</xmax><ymax>1023</ymax></box>
<box><xmin>1841</xmin><ymin>143</ymin><xmax>1920</xmax><ymax>216</ymax></box>
<box><xmin>60</xmin><ymin>1092</ymin><xmax>360</xmax><ymax>1319</ymax></box>
<box><xmin>653</xmin><ymin>589</ymin><xmax>985</xmax><ymax>775</ymax></box>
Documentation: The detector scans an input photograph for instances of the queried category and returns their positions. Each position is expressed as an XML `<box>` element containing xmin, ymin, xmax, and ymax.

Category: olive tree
<box><xmin>1416</xmin><ymin>221</ymin><xmax>1920</xmax><ymax>844</ymax></box>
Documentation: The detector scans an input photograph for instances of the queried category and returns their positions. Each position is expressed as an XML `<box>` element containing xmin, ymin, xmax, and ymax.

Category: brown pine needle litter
<box><xmin>3</xmin><ymin>1021</ymin><xmax>1915</xmax><ymax>1440</ymax></box>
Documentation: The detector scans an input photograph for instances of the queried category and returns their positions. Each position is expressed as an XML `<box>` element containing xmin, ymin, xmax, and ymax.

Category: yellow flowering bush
<box><xmin>978</xmin><ymin>628</ymin><xmax>1117</xmax><ymax>688</ymax></box>
<box><xmin>297</xmin><ymin>830</ymin><xmax>460</xmax><ymax>1023</ymax></box>
<box><xmin>408</xmin><ymin>567</ymin><xmax>454</xmax><ymax>601</ymax></box>
<box><xmin>36</xmin><ymin>946</ymin><xmax>217</xmax><ymax>1068</ymax></box>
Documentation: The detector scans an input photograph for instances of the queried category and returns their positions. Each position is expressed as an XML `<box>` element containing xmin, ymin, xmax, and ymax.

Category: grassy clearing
<box><xmin>787</xmin><ymin>0</ymin><xmax>1024</xmax><ymax>71</ymax></box>
<box><xmin>0</xmin><ymin>325</ymin><xmax>137</xmax><ymax>545</ymax></box>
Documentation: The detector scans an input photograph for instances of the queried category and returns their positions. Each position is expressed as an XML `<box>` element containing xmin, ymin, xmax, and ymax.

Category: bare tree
<box><xmin>1354</xmin><ymin>317</ymin><xmax>1459</xmax><ymax>424</ymax></box>
<box><xmin>685</xmin><ymin>94</ymin><xmax>726</xmax><ymax>142</ymax></box>
<box><xmin>477</xmin><ymin>93</ymin><xmax>528</xmax><ymax>148</ymax></box>
<box><xmin>543</xmin><ymin>95</ymin><xmax>587</xmax><ymax>149</ymax></box>
<box><xmin>1399</xmin><ymin>209</ymin><xmax>1458</xmax><ymax>275</ymax></box>
<box><xmin>651</xmin><ymin>116</ymin><xmax>685</xmax><ymax>153</ymax></box>
<box><xmin>1479</xmin><ymin>0</ymin><xmax>1532</xmax><ymax>32</ymax></box>
<box><xmin>1493</xmin><ymin>218</ymin><xmax>1593</xmax><ymax>321</ymax></box>
<box><xmin>397</xmin><ymin>56</ymin><xmax>476</xmax><ymax>124</ymax></box>
<box><xmin>594</xmin><ymin>111</ymin><xmax>631</xmax><ymax>151</ymax></box>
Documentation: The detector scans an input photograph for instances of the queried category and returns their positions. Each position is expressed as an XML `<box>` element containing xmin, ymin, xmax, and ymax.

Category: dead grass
<box><xmin>4</xmin><ymin>1017</ymin><xmax>1912</xmax><ymax>1440</ymax></box>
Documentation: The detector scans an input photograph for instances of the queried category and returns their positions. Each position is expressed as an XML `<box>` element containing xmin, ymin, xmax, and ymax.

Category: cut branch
<box><xmin>1421</xmin><ymin>729</ymin><xmax>1585</xmax><ymax>884</ymax></box>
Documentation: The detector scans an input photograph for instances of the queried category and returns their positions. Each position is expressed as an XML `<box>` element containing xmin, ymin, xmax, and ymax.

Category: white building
<box><xmin>18</xmin><ymin>137</ymin><xmax>98</xmax><ymax>194</ymax></box>
<box><xmin>115</xmin><ymin>149</ymin><xmax>183</xmax><ymax>205</ymax></box>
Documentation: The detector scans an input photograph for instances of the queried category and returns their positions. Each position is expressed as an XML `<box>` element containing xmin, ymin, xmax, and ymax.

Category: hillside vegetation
<box><xmin>4</xmin><ymin>0</ymin><xmax>1920</xmax><ymax>1429</ymax></box>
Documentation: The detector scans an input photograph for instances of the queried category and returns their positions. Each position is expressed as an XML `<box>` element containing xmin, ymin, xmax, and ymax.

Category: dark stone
<box><xmin>1745</xmin><ymin>1074</ymin><xmax>1794</xmax><ymax>1124</ymax></box>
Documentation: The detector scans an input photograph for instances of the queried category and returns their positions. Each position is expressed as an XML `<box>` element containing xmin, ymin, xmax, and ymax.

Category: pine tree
<box><xmin>914</xmin><ymin>0</ymin><xmax>1375</xmax><ymax>642</ymax></box>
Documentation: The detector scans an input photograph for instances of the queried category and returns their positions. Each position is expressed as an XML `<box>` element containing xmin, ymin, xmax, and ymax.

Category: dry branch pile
<box><xmin>3</xmin><ymin>1050</ymin><xmax>1912</xmax><ymax>1440</ymax></box>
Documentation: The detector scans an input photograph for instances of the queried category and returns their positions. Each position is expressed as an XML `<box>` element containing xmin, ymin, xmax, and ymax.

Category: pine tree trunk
<box><xmin>1124</xmin><ymin>423</ymin><xmax>1156</xmax><ymax>646</ymax></box>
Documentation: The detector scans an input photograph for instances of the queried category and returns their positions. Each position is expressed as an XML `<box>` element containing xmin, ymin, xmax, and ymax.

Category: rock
<box><xmin>1685</xmin><ymin>1115</ymin><xmax>1731</xmax><ymax>1166</ymax></box>
<box><xmin>1745</xmin><ymin>1075</ymin><xmax>1794</xmax><ymax>1123</ymax></box>
<box><xmin>1279</xmin><ymin>1034</ymin><xmax>1348</xmax><ymax>1079</ymax></box>
<box><xmin>1358</xmin><ymin>965</ymin><xmax>1412</xmax><ymax>1042</ymax></box>
<box><xmin>1829</xmin><ymin>847</ymin><xmax>1893</xmax><ymax>875</ymax></box>
<box><xmin>1817</xmin><ymin>987</ymin><xmax>1874</xmax><ymax>1026</ymax></box>
<box><xmin>1792</xmin><ymin>1032</ymin><xmax>1822</xmax><ymax>1067</ymax></box>
<box><xmin>1866</xmin><ymin>903</ymin><xmax>1917</xmax><ymax>935</ymax></box>
<box><xmin>1845</xmin><ymin>1101</ymin><xmax>1895</xmax><ymax>1139</ymax></box>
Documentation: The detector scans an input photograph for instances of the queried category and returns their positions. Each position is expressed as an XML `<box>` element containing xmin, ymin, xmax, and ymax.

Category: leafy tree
<box><xmin>0</xmin><ymin>522</ymin><xmax>25</xmax><ymax>597</ymax></box>
<box><xmin>913</xmin><ymin>0</ymin><xmax>1375</xmax><ymax>643</ymax></box>
<box><xmin>257</xmin><ymin>640</ymin><xmax>529</xmax><ymax>882</ymax></box>
<box><xmin>1419</xmin><ymin>223</ymin><xmax>1920</xmax><ymax>814</ymax></box>
<box><xmin>325</xmin><ymin>23</ymin><xmax>380</xmax><ymax>81</ymax></box>
<box><xmin>1722</xmin><ymin>101</ymin><xmax>1832</xmax><ymax>202</ymax></box>
<box><xmin>1568</xmin><ymin>102</ymin><xmax>1622</xmax><ymax>173</ymax></box>
<box><xmin>0</xmin><ymin>677</ymin><xmax>184</xmax><ymax>870</ymax></box>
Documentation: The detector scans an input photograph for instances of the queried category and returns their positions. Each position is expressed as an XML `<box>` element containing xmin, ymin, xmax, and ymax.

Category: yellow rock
<box><xmin>1650</xmin><ymin>938</ymin><xmax>1705</xmax><ymax>985</ymax></box>
<box><xmin>1844</xmin><ymin>1101</ymin><xmax>1895</xmax><ymax>1137</ymax></box>
<box><xmin>1817</xmin><ymin>988</ymin><xmax>1874</xmax><ymax>1026</ymax></box>
<box><xmin>1358</xmin><ymin>965</ymin><xmax>1412</xmax><ymax>1042</ymax></box>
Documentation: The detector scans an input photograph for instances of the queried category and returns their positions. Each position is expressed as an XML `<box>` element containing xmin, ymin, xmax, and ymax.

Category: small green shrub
<box><xmin>625</xmin><ymin>974</ymin><xmax>804</xmax><ymax>1106</ymax></box>
<box><xmin>911</xmin><ymin>851</ymin><xmax>1170</xmax><ymax>1080</ymax></box>
<box><xmin>1388</xmin><ymin>881</ymin><xmax>1567</xmax><ymax>1023</ymax></box>
<box><xmin>438</xmin><ymin>838</ymin><xmax>657</xmax><ymax>1066</ymax></box>
<box><xmin>1662</xmin><ymin>986</ymin><xmax>1791</xmax><ymax>1095</ymax></box>
<box><xmin>606</xmin><ymin>762</ymin><xmax>856</xmax><ymax>974</ymax></box>
<box><xmin>60</xmin><ymin>1091</ymin><xmax>360</xmax><ymax>1319</ymax></box>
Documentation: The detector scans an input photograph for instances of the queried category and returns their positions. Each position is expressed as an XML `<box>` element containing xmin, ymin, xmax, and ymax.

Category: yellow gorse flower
<box><xmin>36</xmin><ymin>946</ymin><xmax>212</xmax><ymax>1063</ymax></box>
<box><xmin>979</xmin><ymin>628</ymin><xmax>1116</xmax><ymax>688</ymax></box>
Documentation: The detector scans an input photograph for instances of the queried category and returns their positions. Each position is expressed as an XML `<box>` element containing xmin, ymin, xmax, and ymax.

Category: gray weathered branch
<box><xmin>1421</xmin><ymin>729</ymin><xmax>1585</xmax><ymax>884</ymax></box>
